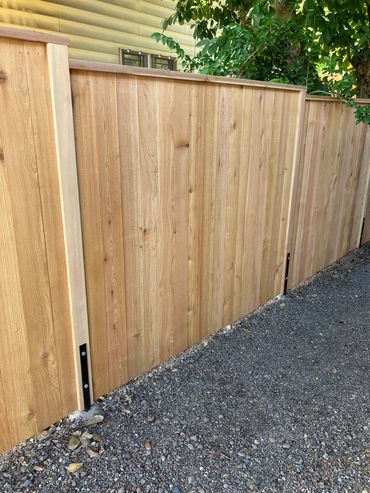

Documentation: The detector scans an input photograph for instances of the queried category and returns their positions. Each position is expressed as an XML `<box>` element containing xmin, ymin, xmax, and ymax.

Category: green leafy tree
<box><xmin>152</xmin><ymin>0</ymin><xmax>370</xmax><ymax>124</ymax></box>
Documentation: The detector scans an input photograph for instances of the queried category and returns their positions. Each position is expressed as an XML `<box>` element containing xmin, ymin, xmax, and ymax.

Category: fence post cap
<box><xmin>0</xmin><ymin>24</ymin><xmax>70</xmax><ymax>46</ymax></box>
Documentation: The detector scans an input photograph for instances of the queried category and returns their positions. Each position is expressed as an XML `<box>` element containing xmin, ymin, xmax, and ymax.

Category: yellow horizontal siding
<box><xmin>0</xmin><ymin>0</ymin><xmax>196</xmax><ymax>63</ymax></box>
<box><xmin>53</xmin><ymin>0</ymin><xmax>193</xmax><ymax>36</ymax></box>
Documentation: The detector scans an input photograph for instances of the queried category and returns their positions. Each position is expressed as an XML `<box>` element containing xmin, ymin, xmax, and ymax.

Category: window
<box><xmin>151</xmin><ymin>55</ymin><xmax>176</xmax><ymax>71</ymax></box>
<box><xmin>119</xmin><ymin>49</ymin><xmax>147</xmax><ymax>67</ymax></box>
<box><xmin>119</xmin><ymin>49</ymin><xmax>176</xmax><ymax>71</ymax></box>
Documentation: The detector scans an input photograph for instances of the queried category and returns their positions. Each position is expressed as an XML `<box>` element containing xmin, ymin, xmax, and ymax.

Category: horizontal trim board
<box><xmin>0</xmin><ymin>24</ymin><xmax>69</xmax><ymax>44</ymax></box>
<box><xmin>69</xmin><ymin>59</ymin><xmax>307</xmax><ymax>91</ymax></box>
<box><xmin>306</xmin><ymin>95</ymin><xmax>370</xmax><ymax>104</ymax></box>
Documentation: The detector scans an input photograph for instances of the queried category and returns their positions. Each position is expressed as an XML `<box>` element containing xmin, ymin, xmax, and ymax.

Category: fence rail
<box><xmin>0</xmin><ymin>27</ymin><xmax>369</xmax><ymax>453</ymax></box>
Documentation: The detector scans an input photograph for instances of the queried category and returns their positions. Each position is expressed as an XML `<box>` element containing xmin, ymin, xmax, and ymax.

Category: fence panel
<box><xmin>0</xmin><ymin>35</ymin><xmax>78</xmax><ymax>451</ymax></box>
<box><xmin>71</xmin><ymin>65</ymin><xmax>304</xmax><ymax>398</ymax></box>
<box><xmin>288</xmin><ymin>97</ymin><xmax>370</xmax><ymax>288</ymax></box>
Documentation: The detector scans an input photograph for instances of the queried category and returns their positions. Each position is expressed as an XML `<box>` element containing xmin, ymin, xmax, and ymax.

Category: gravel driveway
<box><xmin>1</xmin><ymin>246</ymin><xmax>369</xmax><ymax>493</ymax></box>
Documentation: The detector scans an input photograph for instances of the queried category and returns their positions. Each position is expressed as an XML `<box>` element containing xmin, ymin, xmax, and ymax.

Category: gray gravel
<box><xmin>1</xmin><ymin>246</ymin><xmax>369</xmax><ymax>493</ymax></box>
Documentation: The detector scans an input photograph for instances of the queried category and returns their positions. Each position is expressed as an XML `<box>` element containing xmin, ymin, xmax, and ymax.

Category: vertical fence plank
<box><xmin>187</xmin><ymin>83</ymin><xmax>204</xmax><ymax>346</ymax></box>
<box><xmin>117</xmin><ymin>75</ymin><xmax>146</xmax><ymax>381</ymax></box>
<box><xmin>284</xmin><ymin>90</ymin><xmax>306</xmax><ymax>288</ymax></box>
<box><xmin>172</xmin><ymin>82</ymin><xmax>191</xmax><ymax>355</ymax></box>
<box><xmin>138</xmin><ymin>77</ymin><xmax>161</xmax><ymax>373</ymax></box>
<box><xmin>47</xmin><ymin>43</ymin><xmax>92</xmax><ymax>409</ymax></box>
<box><xmin>232</xmin><ymin>88</ymin><xmax>253</xmax><ymax>320</ymax></box>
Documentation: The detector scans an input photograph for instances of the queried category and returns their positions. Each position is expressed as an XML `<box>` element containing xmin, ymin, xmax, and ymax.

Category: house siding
<box><xmin>0</xmin><ymin>0</ymin><xmax>195</xmax><ymax>63</ymax></box>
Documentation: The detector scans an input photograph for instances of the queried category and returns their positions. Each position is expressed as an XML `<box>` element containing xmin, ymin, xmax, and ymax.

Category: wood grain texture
<box><xmin>288</xmin><ymin>100</ymin><xmax>370</xmax><ymax>288</ymax></box>
<box><xmin>0</xmin><ymin>38</ymin><xmax>77</xmax><ymax>452</ymax></box>
<box><xmin>47</xmin><ymin>43</ymin><xmax>93</xmax><ymax>409</ymax></box>
<box><xmin>71</xmin><ymin>70</ymin><xmax>301</xmax><ymax>398</ymax></box>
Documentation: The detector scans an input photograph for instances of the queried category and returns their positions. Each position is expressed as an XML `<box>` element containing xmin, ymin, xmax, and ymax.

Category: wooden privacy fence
<box><xmin>288</xmin><ymin>96</ymin><xmax>370</xmax><ymax>287</ymax></box>
<box><xmin>70</xmin><ymin>63</ymin><xmax>304</xmax><ymax>398</ymax></box>
<box><xmin>0</xmin><ymin>27</ymin><xmax>369</xmax><ymax>453</ymax></box>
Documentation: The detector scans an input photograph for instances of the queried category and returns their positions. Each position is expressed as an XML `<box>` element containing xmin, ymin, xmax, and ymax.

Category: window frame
<box><xmin>119</xmin><ymin>48</ymin><xmax>148</xmax><ymax>68</ymax></box>
<box><xmin>151</xmin><ymin>54</ymin><xmax>177</xmax><ymax>71</ymax></box>
<box><xmin>119</xmin><ymin>49</ymin><xmax>177</xmax><ymax>71</ymax></box>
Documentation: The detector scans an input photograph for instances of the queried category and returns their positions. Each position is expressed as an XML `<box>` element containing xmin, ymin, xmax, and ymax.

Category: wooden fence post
<box><xmin>360</xmin><ymin>172</ymin><xmax>370</xmax><ymax>246</ymax></box>
<box><xmin>283</xmin><ymin>88</ymin><xmax>307</xmax><ymax>293</ymax></box>
<box><xmin>47</xmin><ymin>42</ymin><xmax>93</xmax><ymax>410</ymax></box>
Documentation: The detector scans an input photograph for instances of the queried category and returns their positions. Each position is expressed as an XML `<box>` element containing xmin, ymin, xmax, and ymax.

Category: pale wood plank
<box><xmin>222</xmin><ymin>86</ymin><xmax>244</xmax><ymax>324</ymax></box>
<box><xmin>240</xmin><ymin>88</ymin><xmax>265</xmax><ymax>313</ymax></box>
<box><xmin>157</xmin><ymin>79</ymin><xmax>190</xmax><ymax>357</ymax></box>
<box><xmin>116</xmin><ymin>75</ymin><xmax>146</xmax><ymax>380</ymax></box>
<box><xmin>137</xmin><ymin>77</ymin><xmax>160</xmax><ymax>372</ymax></box>
<box><xmin>187</xmin><ymin>83</ymin><xmax>204</xmax><ymax>346</ymax></box>
<box><xmin>283</xmin><ymin>90</ymin><xmax>306</xmax><ymax>288</ymax></box>
<box><xmin>47</xmin><ymin>44</ymin><xmax>92</xmax><ymax>408</ymax></box>
<box><xmin>260</xmin><ymin>89</ymin><xmax>284</xmax><ymax>301</ymax></box>
<box><xmin>157</xmin><ymin>79</ymin><xmax>176</xmax><ymax>361</ymax></box>
<box><xmin>211</xmin><ymin>84</ymin><xmax>230</xmax><ymax>330</ymax></box>
<box><xmin>98</xmin><ymin>74</ymin><xmax>129</xmax><ymax>392</ymax></box>
<box><xmin>232</xmin><ymin>87</ymin><xmax>253</xmax><ymax>321</ymax></box>
<box><xmin>274</xmin><ymin>91</ymin><xmax>299</xmax><ymax>294</ymax></box>
<box><xmin>172</xmin><ymin>82</ymin><xmax>191</xmax><ymax>354</ymax></box>
<box><xmin>199</xmin><ymin>84</ymin><xmax>220</xmax><ymax>338</ymax></box>
<box><xmin>258</xmin><ymin>89</ymin><xmax>279</xmax><ymax>304</ymax></box>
